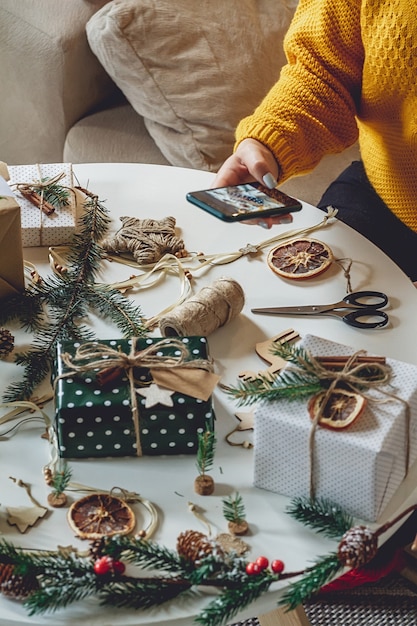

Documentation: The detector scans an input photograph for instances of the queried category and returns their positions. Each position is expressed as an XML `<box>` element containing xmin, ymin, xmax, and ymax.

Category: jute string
<box><xmin>159</xmin><ymin>276</ymin><xmax>245</xmax><ymax>337</ymax></box>
<box><xmin>58</xmin><ymin>338</ymin><xmax>214</xmax><ymax>457</ymax></box>
<box><xmin>299</xmin><ymin>351</ymin><xmax>411</xmax><ymax>499</ymax></box>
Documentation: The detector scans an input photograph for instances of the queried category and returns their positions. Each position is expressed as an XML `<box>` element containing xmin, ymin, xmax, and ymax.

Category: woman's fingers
<box><xmin>212</xmin><ymin>139</ymin><xmax>279</xmax><ymax>189</ymax></box>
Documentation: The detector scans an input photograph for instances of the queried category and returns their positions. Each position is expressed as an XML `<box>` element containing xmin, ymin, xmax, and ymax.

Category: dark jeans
<box><xmin>317</xmin><ymin>161</ymin><xmax>417</xmax><ymax>281</ymax></box>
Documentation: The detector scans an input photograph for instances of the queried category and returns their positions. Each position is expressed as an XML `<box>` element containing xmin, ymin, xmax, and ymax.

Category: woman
<box><xmin>213</xmin><ymin>0</ymin><xmax>417</xmax><ymax>281</ymax></box>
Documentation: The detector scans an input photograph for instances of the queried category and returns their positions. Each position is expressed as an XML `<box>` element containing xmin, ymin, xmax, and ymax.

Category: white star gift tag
<box><xmin>136</xmin><ymin>383</ymin><xmax>175</xmax><ymax>408</ymax></box>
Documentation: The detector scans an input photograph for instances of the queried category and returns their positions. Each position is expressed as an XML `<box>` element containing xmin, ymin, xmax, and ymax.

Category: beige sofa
<box><xmin>0</xmin><ymin>0</ymin><xmax>359</xmax><ymax>207</ymax></box>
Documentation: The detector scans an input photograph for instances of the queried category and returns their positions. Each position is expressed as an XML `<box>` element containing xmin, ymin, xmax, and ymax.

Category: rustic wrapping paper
<box><xmin>253</xmin><ymin>334</ymin><xmax>417</xmax><ymax>521</ymax></box>
<box><xmin>8</xmin><ymin>163</ymin><xmax>76</xmax><ymax>247</ymax></box>
<box><xmin>0</xmin><ymin>174</ymin><xmax>24</xmax><ymax>299</ymax></box>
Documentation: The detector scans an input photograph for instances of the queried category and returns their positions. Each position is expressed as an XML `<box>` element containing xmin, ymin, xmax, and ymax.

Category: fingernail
<box><xmin>277</xmin><ymin>214</ymin><xmax>293</xmax><ymax>224</ymax></box>
<box><xmin>258</xmin><ymin>221</ymin><xmax>269</xmax><ymax>229</ymax></box>
<box><xmin>262</xmin><ymin>173</ymin><xmax>277</xmax><ymax>189</ymax></box>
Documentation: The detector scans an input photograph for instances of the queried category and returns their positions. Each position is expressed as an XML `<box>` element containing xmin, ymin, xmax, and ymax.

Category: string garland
<box><xmin>47</xmin><ymin>206</ymin><xmax>338</xmax><ymax>329</ymax></box>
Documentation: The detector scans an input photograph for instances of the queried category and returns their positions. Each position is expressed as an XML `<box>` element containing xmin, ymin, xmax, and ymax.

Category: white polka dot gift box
<box><xmin>253</xmin><ymin>334</ymin><xmax>417</xmax><ymax>522</ymax></box>
<box><xmin>52</xmin><ymin>336</ymin><xmax>216</xmax><ymax>458</ymax></box>
<box><xmin>8</xmin><ymin>163</ymin><xmax>76</xmax><ymax>247</ymax></box>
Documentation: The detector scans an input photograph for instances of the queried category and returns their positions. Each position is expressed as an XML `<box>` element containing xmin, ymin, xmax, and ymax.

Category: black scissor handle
<box><xmin>343</xmin><ymin>290</ymin><xmax>388</xmax><ymax>309</ymax></box>
<box><xmin>343</xmin><ymin>308</ymin><xmax>389</xmax><ymax>329</ymax></box>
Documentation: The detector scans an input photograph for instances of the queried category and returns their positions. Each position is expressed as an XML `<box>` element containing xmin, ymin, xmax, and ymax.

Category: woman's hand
<box><xmin>212</xmin><ymin>138</ymin><xmax>291</xmax><ymax>228</ymax></box>
<box><xmin>212</xmin><ymin>138</ymin><xmax>279</xmax><ymax>189</ymax></box>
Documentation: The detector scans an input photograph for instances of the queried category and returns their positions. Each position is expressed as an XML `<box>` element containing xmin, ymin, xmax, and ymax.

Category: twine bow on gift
<box><xmin>13</xmin><ymin>168</ymin><xmax>66</xmax><ymax>216</ymax></box>
<box><xmin>300</xmin><ymin>350</ymin><xmax>411</xmax><ymax>500</ymax></box>
<box><xmin>59</xmin><ymin>338</ymin><xmax>218</xmax><ymax>457</ymax></box>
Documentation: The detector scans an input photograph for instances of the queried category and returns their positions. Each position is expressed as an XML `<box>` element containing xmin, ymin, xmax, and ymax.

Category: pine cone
<box><xmin>0</xmin><ymin>328</ymin><xmax>14</xmax><ymax>359</ymax></box>
<box><xmin>176</xmin><ymin>530</ymin><xmax>214</xmax><ymax>564</ymax></box>
<box><xmin>0</xmin><ymin>563</ymin><xmax>38</xmax><ymax>600</ymax></box>
<box><xmin>338</xmin><ymin>525</ymin><xmax>378</xmax><ymax>568</ymax></box>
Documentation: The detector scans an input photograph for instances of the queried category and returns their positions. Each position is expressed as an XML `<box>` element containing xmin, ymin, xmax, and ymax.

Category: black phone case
<box><xmin>186</xmin><ymin>182</ymin><xmax>302</xmax><ymax>222</ymax></box>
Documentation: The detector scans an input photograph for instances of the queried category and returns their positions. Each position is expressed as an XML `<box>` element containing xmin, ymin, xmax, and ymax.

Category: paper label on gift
<box><xmin>8</xmin><ymin>163</ymin><xmax>76</xmax><ymax>247</ymax></box>
<box><xmin>151</xmin><ymin>367</ymin><xmax>220</xmax><ymax>401</ymax></box>
<box><xmin>253</xmin><ymin>334</ymin><xmax>417</xmax><ymax>521</ymax></box>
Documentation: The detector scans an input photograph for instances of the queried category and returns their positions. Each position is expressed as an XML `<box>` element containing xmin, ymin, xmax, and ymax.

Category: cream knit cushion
<box><xmin>86</xmin><ymin>0</ymin><xmax>297</xmax><ymax>171</ymax></box>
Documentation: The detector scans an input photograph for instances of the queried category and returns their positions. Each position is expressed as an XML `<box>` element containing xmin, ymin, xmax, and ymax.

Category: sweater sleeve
<box><xmin>235</xmin><ymin>0</ymin><xmax>364</xmax><ymax>181</ymax></box>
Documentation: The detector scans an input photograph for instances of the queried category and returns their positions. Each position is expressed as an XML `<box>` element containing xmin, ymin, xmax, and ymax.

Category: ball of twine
<box><xmin>159</xmin><ymin>277</ymin><xmax>245</xmax><ymax>337</ymax></box>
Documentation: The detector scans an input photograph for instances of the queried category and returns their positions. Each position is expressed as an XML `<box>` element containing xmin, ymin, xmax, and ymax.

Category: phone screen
<box><xmin>186</xmin><ymin>182</ymin><xmax>302</xmax><ymax>222</ymax></box>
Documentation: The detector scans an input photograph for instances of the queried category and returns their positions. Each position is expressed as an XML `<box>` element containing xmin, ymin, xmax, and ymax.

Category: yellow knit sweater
<box><xmin>236</xmin><ymin>0</ymin><xmax>417</xmax><ymax>231</ymax></box>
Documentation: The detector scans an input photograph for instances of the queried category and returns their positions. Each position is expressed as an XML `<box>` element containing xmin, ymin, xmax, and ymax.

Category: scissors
<box><xmin>251</xmin><ymin>290</ymin><xmax>389</xmax><ymax>329</ymax></box>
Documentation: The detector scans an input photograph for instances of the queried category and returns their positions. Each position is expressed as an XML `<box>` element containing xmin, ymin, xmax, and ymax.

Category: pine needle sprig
<box><xmin>195</xmin><ymin>571</ymin><xmax>274</xmax><ymax>626</ymax></box>
<box><xmin>31</xmin><ymin>177</ymin><xmax>71</xmax><ymax>209</ymax></box>
<box><xmin>85</xmin><ymin>284</ymin><xmax>147</xmax><ymax>337</ymax></box>
<box><xmin>222</xmin><ymin>492</ymin><xmax>246</xmax><ymax>524</ymax></box>
<box><xmin>105</xmin><ymin>536</ymin><xmax>184</xmax><ymax>573</ymax></box>
<box><xmin>196</xmin><ymin>429</ymin><xmax>216</xmax><ymax>476</ymax></box>
<box><xmin>50</xmin><ymin>463</ymin><xmax>72</xmax><ymax>496</ymax></box>
<box><xmin>286</xmin><ymin>497</ymin><xmax>354</xmax><ymax>539</ymax></box>
<box><xmin>100</xmin><ymin>576</ymin><xmax>192</xmax><ymax>610</ymax></box>
<box><xmin>279</xmin><ymin>553</ymin><xmax>342</xmax><ymax>610</ymax></box>
<box><xmin>3</xmin><ymin>189</ymin><xmax>146</xmax><ymax>402</ymax></box>
<box><xmin>223</xmin><ymin>369</ymin><xmax>322</xmax><ymax>407</ymax></box>
<box><xmin>0</xmin><ymin>291</ymin><xmax>44</xmax><ymax>332</ymax></box>
<box><xmin>26</xmin><ymin>563</ymin><xmax>97</xmax><ymax>615</ymax></box>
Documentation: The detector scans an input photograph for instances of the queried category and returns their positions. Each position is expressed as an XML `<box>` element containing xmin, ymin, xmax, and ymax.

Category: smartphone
<box><xmin>186</xmin><ymin>182</ymin><xmax>302</xmax><ymax>222</ymax></box>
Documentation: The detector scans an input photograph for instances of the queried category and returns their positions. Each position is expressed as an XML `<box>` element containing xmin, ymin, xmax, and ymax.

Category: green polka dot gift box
<box><xmin>52</xmin><ymin>336</ymin><xmax>216</xmax><ymax>458</ymax></box>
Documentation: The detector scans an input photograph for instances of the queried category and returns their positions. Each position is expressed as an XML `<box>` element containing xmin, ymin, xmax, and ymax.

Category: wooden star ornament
<box><xmin>136</xmin><ymin>383</ymin><xmax>175</xmax><ymax>408</ymax></box>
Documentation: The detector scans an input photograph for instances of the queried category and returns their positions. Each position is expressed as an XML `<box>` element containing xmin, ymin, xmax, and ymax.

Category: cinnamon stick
<box><xmin>316</xmin><ymin>355</ymin><xmax>386</xmax><ymax>368</ymax></box>
<box><xmin>19</xmin><ymin>187</ymin><xmax>55</xmax><ymax>215</ymax></box>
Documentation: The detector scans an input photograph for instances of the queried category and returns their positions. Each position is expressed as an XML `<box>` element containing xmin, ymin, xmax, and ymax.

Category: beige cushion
<box><xmin>86</xmin><ymin>0</ymin><xmax>298</xmax><ymax>172</ymax></box>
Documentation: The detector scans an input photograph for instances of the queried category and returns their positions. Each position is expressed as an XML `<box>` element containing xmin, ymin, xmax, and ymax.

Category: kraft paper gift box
<box><xmin>253</xmin><ymin>334</ymin><xmax>417</xmax><ymax>522</ymax></box>
<box><xmin>0</xmin><ymin>173</ymin><xmax>25</xmax><ymax>299</ymax></box>
<box><xmin>8</xmin><ymin>163</ymin><xmax>76</xmax><ymax>247</ymax></box>
<box><xmin>53</xmin><ymin>336</ymin><xmax>217</xmax><ymax>459</ymax></box>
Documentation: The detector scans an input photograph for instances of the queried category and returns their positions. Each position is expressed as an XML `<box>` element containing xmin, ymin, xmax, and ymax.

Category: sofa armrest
<box><xmin>0</xmin><ymin>0</ymin><xmax>116</xmax><ymax>164</ymax></box>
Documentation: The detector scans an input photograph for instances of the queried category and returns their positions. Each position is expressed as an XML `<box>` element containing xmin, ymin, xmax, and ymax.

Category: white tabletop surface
<box><xmin>1</xmin><ymin>163</ymin><xmax>417</xmax><ymax>626</ymax></box>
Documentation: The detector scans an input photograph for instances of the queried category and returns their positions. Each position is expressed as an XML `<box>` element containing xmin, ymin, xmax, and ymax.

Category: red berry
<box><xmin>271</xmin><ymin>559</ymin><xmax>285</xmax><ymax>574</ymax></box>
<box><xmin>246</xmin><ymin>561</ymin><xmax>261</xmax><ymax>575</ymax></box>
<box><xmin>256</xmin><ymin>556</ymin><xmax>269</xmax><ymax>570</ymax></box>
<box><xmin>112</xmin><ymin>560</ymin><xmax>126</xmax><ymax>574</ymax></box>
<box><xmin>93</xmin><ymin>556</ymin><xmax>113</xmax><ymax>575</ymax></box>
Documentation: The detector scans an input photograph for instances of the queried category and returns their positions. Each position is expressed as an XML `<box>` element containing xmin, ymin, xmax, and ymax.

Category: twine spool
<box><xmin>159</xmin><ymin>277</ymin><xmax>245</xmax><ymax>337</ymax></box>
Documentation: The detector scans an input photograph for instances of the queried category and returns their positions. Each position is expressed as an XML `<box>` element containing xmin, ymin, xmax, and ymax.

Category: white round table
<box><xmin>1</xmin><ymin>163</ymin><xmax>417</xmax><ymax>626</ymax></box>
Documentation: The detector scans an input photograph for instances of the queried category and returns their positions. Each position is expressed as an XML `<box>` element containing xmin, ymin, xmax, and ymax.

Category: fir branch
<box><xmin>195</xmin><ymin>572</ymin><xmax>274</xmax><ymax>626</ymax></box>
<box><xmin>286</xmin><ymin>497</ymin><xmax>354</xmax><ymax>539</ymax></box>
<box><xmin>0</xmin><ymin>292</ymin><xmax>44</xmax><ymax>332</ymax></box>
<box><xmin>31</xmin><ymin>177</ymin><xmax>71</xmax><ymax>209</ymax></box>
<box><xmin>196</xmin><ymin>429</ymin><xmax>216</xmax><ymax>476</ymax></box>
<box><xmin>223</xmin><ymin>370</ymin><xmax>322</xmax><ymax>406</ymax></box>
<box><xmin>222</xmin><ymin>492</ymin><xmax>246</xmax><ymax>524</ymax></box>
<box><xmin>105</xmin><ymin>536</ymin><xmax>184</xmax><ymax>573</ymax></box>
<box><xmin>3</xmin><ymin>190</ymin><xmax>146</xmax><ymax>402</ymax></box>
<box><xmin>100</xmin><ymin>576</ymin><xmax>192</xmax><ymax>609</ymax></box>
<box><xmin>50</xmin><ymin>463</ymin><xmax>72</xmax><ymax>496</ymax></box>
<box><xmin>85</xmin><ymin>284</ymin><xmax>147</xmax><ymax>337</ymax></box>
<box><xmin>279</xmin><ymin>553</ymin><xmax>342</xmax><ymax>610</ymax></box>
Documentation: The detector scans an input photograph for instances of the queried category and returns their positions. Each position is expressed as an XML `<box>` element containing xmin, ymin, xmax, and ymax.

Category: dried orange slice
<box><xmin>267</xmin><ymin>238</ymin><xmax>333</xmax><ymax>279</ymax></box>
<box><xmin>308</xmin><ymin>389</ymin><xmax>366</xmax><ymax>429</ymax></box>
<box><xmin>67</xmin><ymin>493</ymin><xmax>136</xmax><ymax>539</ymax></box>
